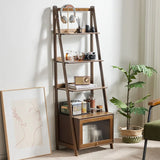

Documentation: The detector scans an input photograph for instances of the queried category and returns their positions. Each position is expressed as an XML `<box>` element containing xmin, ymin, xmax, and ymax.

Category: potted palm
<box><xmin>110</xmin><ymin>64</ymin><xmax>157</xmax><ymax>143</ymax></box>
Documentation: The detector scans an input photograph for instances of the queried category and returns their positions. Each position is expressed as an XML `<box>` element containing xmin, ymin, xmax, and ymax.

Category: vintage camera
<box><xmin>74</xmin><ymin>76</ymin><xmax>90</xmax><ymax>85</ymax></box>
<box><xmin>84</xmin><ymin>52</ymin><xmax>96</xmax><ymax>60</ymax></box>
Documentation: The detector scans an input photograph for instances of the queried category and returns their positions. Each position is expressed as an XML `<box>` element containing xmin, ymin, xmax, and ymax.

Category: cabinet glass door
<box><xmin>82</xmin><ymin>119</ymin><xmax>110</xmax><ymax>144</ymax></box>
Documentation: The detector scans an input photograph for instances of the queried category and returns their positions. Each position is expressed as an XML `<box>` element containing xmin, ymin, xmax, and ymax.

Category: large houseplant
<box><xmin>110</xmin><ymin>64</ymin><xmax>156</xmax><ymax>143</ymax></box>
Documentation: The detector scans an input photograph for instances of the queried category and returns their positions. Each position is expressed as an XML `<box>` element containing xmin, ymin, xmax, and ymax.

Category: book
<box><xmin>68</xmin><ymin>84</ymin><xmax>97</xmax><ymax>90</ymax></box>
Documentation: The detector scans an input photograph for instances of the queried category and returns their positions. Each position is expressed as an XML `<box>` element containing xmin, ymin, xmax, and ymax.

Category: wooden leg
<box><xmin>142</xmin><ymin>139</ymin><xmax>148</xmax><ymax>160</ymax></box>
<box><xmin>110</xmin><ymin>143</ymin><xmax>113</xmax><ymax>149</ymax></box>
<box><xmin>56</xmin><ymin>145</ymin><xmax>59</xmax><ymax>150</ymax></box>
<box><xmin>74</xmin><ymin>149</ymin><xmax>78</xmax><ymax>156</ymax></box>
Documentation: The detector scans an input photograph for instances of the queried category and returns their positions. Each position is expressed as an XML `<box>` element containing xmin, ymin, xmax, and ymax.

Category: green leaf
<box><xmin>129</xmin><ymin>71</ymin><xmax>138</xmax><ymax>83</ymax></box>
<box><xmin>129</xmin><ymin>102</ymin><xmax>134</xmax><ymax>108</ymax></box>
<box><xmin>135</xmin><ymin>94</ymin><xmax>150</xmax><ymax>104</ymax></box>
<box><xmin>126</xmin><ymin>81</ymin><xmax>145</xmax><ymax>89</ymax></box>
<box><xmin>130</xmin><ymin>74</ymin><xmax>136</xmax><ymax>80</ymax></box>
<box><xmin>130</xmin><ymin>107</ymin><xmax>148</xmax><ymax>115</ymax></box>
<box><xmin>121</xmin><ymin>107</ymin><xmax>128</xmax><ymax>113</ymax></box>
<box><xmin>147</xmin><ymin>66</ymin><xmax>157</xmax><ymax>73</ymax></box>
<box><xmin>144</xmin><ymin>66</ymin><xmax>157</xmax><ymax>77</ymax></box>
<box><xmin>110</xmin><ymin>97</ymin><xmax>128</xmax><ymax>109</ymax></box>
<box><xmin>131</xmin><ymin>65</ymin><xmax>157</xmax><ymax>77</ymax></box>
<box><xmin>118</xmin><ymin>110</ymin><xmax>131</xmax><ymax>118</ymax></box>
<box><xmin>112</xmin><ymin>66</ymin><xmax>128</xmax><ymax>77</ymax></box>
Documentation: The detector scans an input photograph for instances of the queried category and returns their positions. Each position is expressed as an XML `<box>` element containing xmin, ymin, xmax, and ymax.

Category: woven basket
<box><xmin>120</xmin><ymin>126</ymin><xmax>143</xmax><ymax>143</ymax></box>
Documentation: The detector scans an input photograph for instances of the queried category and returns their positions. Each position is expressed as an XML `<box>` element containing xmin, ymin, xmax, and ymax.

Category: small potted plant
<box><xmin>110</xmin><ymin>64</ymin><xmax>157</xmax><ymax>143</ymax></box>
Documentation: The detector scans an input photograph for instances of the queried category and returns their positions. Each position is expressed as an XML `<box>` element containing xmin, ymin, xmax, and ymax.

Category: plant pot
<box><xmin>120</xmin><ymin>126</ymin><xmax>143</xmax><ymax>143</ymax></box>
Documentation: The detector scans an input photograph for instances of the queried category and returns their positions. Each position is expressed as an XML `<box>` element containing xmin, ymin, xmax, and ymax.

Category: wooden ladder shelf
<box><xmin>53</xmin><ymin>6</ymin><xmax>114</xmax><ymax>156</ymax></box>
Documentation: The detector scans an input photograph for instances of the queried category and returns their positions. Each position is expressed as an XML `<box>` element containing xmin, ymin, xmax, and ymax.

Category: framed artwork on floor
<box><xmin>0</xmin><ymin>87</ymin><xmax>51</xmax><ymax>160</ymax></box>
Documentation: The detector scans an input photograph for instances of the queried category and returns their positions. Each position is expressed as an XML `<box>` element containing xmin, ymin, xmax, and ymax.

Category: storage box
<box><xmin>60</xmin><ymin>100</ymin><xmax>82</xmax><ymax>115</ymax></box>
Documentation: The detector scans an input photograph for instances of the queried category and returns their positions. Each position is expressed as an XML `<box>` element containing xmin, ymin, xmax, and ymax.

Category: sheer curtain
<box><xmin>144</xmin><ymin>0</ymin><xmax>160</xmax><ymax>120</ymax></box>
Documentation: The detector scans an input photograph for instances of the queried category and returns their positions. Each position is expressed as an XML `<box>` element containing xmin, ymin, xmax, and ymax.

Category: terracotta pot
<box><xmin>120</xmin><ymin>126</ymin><xmax>143</xmax><ymax>143</ymax></box>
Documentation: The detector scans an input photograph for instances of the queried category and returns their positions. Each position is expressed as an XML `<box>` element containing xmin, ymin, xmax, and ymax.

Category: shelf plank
<box><xmin>57</xmin><ymin>32</ymin><xmax>100</xmax><ymax>35</ymax></box>
<box><xmin>73</xmin><ymin>112</ymin><xmax>113</xmax><ymax>119</ymax></box>
<box><xmin>57</xmin><ymin>8</ymin><xmax>90</xmax><ymax>11</ymax></box>
<box><xmin>59</xmin><ymin>112</ymin><xmax>113</xmax><ymax>120</ymax></box>
<box><xmin>58</xmin><ymin>86</ymin><xmax>107</xmax><ymax>92</ymax></box>
<box><xmin>55</xmin><ymin>59</ymin><xmax>103</xmax><ymax>64</ymax></box>
<box><xmin>55</xmin><ymin>29</ymin><xmax>100</xmax><ymax>35</ymax></box>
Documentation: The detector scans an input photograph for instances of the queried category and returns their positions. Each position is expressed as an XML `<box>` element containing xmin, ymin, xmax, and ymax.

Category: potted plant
<box><xmin>110</xmin><ymin>64</ymin><xmax>157</xmax><ymax>143</ymax></box>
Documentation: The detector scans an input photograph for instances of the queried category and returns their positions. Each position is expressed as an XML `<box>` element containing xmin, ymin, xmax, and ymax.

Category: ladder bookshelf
<box><xmin>53</xmin><ymin>6</ymin><xmax>114</xmax><ymax>156</ymax></box>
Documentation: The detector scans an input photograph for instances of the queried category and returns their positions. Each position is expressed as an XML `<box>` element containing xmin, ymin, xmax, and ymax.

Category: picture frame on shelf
<box><xmin>1</xmin><ymin>87</ymin><xmax>51</xmax><ymax>160</ymax></box>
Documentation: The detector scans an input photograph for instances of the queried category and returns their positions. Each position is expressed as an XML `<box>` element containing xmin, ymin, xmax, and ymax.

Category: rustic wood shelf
<box><xmin>55</xmin><ymin>29</ymin><xmax>100</xmax><ymax>35</ymax></box>
<box><xmin>57</xmin><ymin>8</ymin><xmax>91</xmax><ymax>11</ymax></box>
<box><xmin>73</xmin><ymin>112</ymin><xmax>113</xmax><ymax>119</ymax></box>
<box><xmin>53</xmin><ymin>5</ymin><xmax>114</xmax><ymax>156</ymax></box>
<box><xmin>55</xmin><ymin>59</ymin><xmax>104</xmax><ymax>64</ymax></box>
<box><xmin>56</xmin><ymin>32</ymin><xmax>100</xmax><ymax>35</ymax></box>
<box><xmin>58</xmin><ymin>86</ymin><xmax>107</xmax><ymax>92</ymax></box>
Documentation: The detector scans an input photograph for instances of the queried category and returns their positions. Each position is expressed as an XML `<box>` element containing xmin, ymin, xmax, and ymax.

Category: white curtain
<box><xmin>144</xmin><ymin>0</ymin><xmax>160</xmax><ymax>120</ymax></box>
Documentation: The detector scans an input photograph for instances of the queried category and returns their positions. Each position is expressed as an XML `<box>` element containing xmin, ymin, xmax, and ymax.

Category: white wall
<box><xmin>0</xmin><ymin>0</ymin><xmax>142</xmax><ymax>158</ymax></box>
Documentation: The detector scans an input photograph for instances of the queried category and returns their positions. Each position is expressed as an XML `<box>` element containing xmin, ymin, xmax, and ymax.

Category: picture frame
<box><xmin>1</xmin><ymin>87</ymin><xmax>51</xmax><ymax>160</ymax></box>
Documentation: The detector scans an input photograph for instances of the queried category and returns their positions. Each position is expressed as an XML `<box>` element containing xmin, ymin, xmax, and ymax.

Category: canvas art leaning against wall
<box><xmin>0</xmin><ymin>87</ymin><xmax>51</xmax><ymax>160</ymax></box>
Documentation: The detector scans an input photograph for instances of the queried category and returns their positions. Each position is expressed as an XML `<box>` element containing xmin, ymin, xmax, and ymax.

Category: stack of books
<box><xmin>68</xmin><ymin>84</ymin><xmax>97</xmax><ymax>90</ymax></box>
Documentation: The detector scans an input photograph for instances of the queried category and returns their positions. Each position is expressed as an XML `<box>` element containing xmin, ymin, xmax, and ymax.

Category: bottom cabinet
<box><xmin>59</xmin><ymin>112</ymin><xmax>114</xmax><ymax>150</ymax></box>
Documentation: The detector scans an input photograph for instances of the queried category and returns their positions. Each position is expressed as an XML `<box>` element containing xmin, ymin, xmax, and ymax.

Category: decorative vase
<box><xmin>120</xmin><ymin>126</ymin><xmax>143</xmax><ymax>143</ymax></box>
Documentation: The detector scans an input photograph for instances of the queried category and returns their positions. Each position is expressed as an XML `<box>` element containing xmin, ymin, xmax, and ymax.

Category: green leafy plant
<box><xmin>110</xmin><ymin>64</ymin><xmax>157</xmax><ymax>130</ymax></box>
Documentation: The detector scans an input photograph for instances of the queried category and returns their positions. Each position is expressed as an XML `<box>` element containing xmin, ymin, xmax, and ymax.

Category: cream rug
<box><xmin>29</xmin><ymin>139</ymin><xmax>160</xmax><ymax>160</ymax></box>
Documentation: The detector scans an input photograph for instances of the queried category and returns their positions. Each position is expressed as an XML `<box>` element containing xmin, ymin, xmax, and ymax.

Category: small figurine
<box><xmin>76</xmin><ymin>17</ymin><xmax>82</xmax><ymax>33</ymax></box>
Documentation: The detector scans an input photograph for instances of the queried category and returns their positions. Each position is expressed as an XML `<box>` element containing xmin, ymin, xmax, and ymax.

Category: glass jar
<box><xmin>65</xmin><ymin>50</ymin><xmax>73</xmax><ymax>61</ymax></box>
